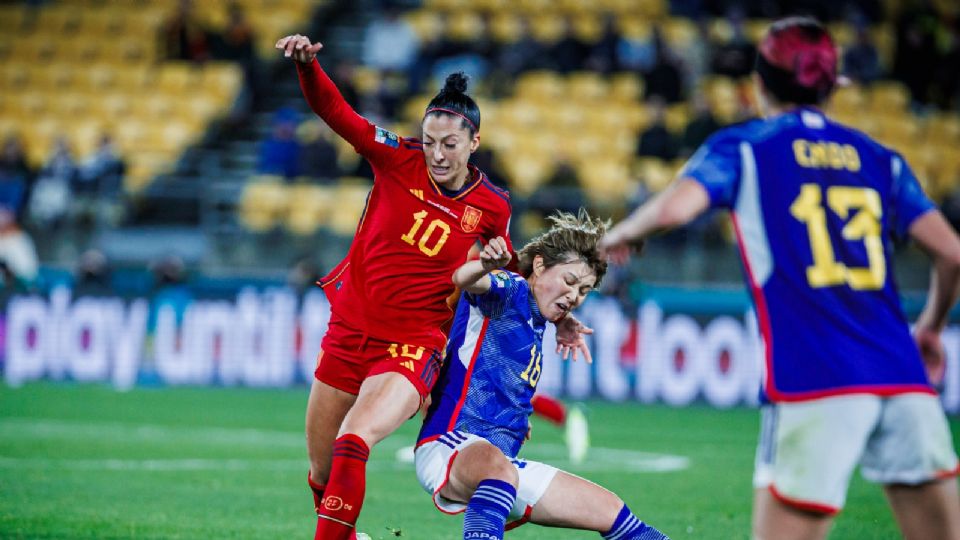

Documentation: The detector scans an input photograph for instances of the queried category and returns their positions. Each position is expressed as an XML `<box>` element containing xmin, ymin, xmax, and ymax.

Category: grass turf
<box><xmin>1</xmin><ymin>383</ymin><xmax>957</xmax><ymax>539</ymax></box>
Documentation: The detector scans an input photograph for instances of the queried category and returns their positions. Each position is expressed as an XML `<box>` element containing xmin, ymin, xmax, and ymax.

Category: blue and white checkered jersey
<box><xmin>418</xmin><ymin>269</ymin><xmax>546</xmax><ymax>458</ymax></box>
<box><xmin>682</xmin><ymin>106</ymin><xmax>936</xmax><ymax>402</ymax></box>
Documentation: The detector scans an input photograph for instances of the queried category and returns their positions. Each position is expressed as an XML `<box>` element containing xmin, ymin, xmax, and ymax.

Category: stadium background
<box><xmin>2</xmin><ymin>0</ymin><xmax>960</xmax><ymax>538</ymax></box>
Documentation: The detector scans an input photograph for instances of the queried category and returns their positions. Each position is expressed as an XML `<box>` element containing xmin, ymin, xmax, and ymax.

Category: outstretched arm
<box><xmin>452</xmin><ymin>237</ymin><xmax>512</xmax><ymax>294</ymax></box>
<box><xmin>909</xmin><ymin>210</ymin><xmax>960</xmax><ymax>384</ymax></box>
<box><xmin>599</xmin><ymin>178</ymin><xmax>711</xmax><ymax>265</ymax></box>
<box><xmin>276</xmin><ymin>34</ymin><xmax>370</xmax><ymax>150</ymax></box>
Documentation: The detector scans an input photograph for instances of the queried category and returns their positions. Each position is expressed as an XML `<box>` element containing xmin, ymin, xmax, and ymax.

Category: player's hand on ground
<box><xmin>275</xmin><ymin>34</ymin><xmax>323</xmax><ymax>63</ymax></box>
<box><xmin>915</xmin><ymin>325</ymin><xmax>946</xmax><ymax>386</ymax></box>
<box><xmin>479</xmin><ymin>236</ymin><xmax>511</xmax><ymax>272</ymax></box>
<box><xmin>555</xmin><ymin>314</ymin><xmax>593</xmax><ymax>364</ymax></box>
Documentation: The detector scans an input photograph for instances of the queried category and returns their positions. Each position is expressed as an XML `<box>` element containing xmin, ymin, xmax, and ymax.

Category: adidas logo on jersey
<box><xmin>400</xmin><ymin>360</ymin><xmax>415</xmax><ymax>371</ymax></box>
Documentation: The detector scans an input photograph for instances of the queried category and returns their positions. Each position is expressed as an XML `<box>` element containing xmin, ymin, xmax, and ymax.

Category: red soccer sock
<box><xmin>315</xmin><ymin>434</ymin><xmax>370</xmax><ymax>540</ymax></box>
<box><xmin>531</xmin><ymin>394</ymin><xmax>567</xmax><ymax>426</ymax></box>
<box><xmin>309</xmin><ymin>472</ymin><xmax>359</xmax><ymax>540</ymax></box>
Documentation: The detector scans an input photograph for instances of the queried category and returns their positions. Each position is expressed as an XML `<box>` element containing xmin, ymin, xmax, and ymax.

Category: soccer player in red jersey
<box><xmin>276</xmin><ymin>34</ymin><xmax>590</xmax><ymax>539</ymax></box>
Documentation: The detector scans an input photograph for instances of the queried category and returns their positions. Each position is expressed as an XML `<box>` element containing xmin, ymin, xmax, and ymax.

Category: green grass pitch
<box><xmin>2</xmin><ymin>383</ymin><xmax>958</xmax><ymax>539</ymax></box>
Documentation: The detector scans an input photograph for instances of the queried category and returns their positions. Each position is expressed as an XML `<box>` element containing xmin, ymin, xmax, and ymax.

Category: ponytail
<box><xmin>424</xmin><ymin>72</ymin><xmax>480</xmax><ymax>135</ymax></box>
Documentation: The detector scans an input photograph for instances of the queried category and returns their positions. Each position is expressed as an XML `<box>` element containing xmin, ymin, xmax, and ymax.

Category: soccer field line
<box><xmin>0</xmin><ymin>418</ymin><xmax>690</xmax><ymax>474</ymax></box>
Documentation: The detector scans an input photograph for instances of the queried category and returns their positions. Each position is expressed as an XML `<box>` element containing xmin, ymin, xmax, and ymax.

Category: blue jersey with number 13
<box><xmin>683</xmin><ymin>107</ymin><xmax>936</xmax><ymax>402</ymax></box>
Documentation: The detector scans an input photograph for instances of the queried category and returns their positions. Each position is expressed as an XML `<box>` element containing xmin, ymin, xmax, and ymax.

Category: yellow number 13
<box><xmin>789</xmin><ymin>183</ymin><xmax>885</xmax><ymax>290</ymax></box>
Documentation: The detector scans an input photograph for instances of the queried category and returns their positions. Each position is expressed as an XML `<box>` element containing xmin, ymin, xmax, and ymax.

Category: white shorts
<box><xmin>414</xmin><ymin>430</ymin><xmax>559</xmax><ymax>529</ymax></box>
<box><xmin>753</xmin><ymin>393</ymin><xmax>960</xmax><ymax>513</ymax></box>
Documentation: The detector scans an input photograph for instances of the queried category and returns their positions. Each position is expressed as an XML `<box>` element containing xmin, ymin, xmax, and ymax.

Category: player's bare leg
<box><xmin>315</xmin><ymin>372</ymin><xmax>421</xmax><ymax>539</ymax></box>
<box><xmin>306</xmin><ymin>379</ymin><xmax>357</xmax><ymax>483</ymax></box>
<box><xmin>751</xmin><ymin>488</ymin><xmax>832</xmax><ymax>540</ymax></box>
<box><xmin>442</xmin><ymin>441</ymin><xmax>519</xmax><ymax>540</ymax></box>
<box><xmin>885</xmin><ymin>477</ymin><xmax>960</xmax><ymax>540</ymax></box>
<box><xmin>528</xmin><ymin>471</ymin><xmax>621</xmax><ymax>530</ymax></box>
<box><xmin>338</xmin><ymin>371</ymin><xmax>422</xmax><ymax>444</ymax></box>
<box><xmin>529</xmin><ymin>471</ymin><xmax>668</xmax><ymax>538</ymax></box>
<box><xmin>440</xmin><ymin>440</ymin><xmax>519</xmax><ymax>502</ymax></box>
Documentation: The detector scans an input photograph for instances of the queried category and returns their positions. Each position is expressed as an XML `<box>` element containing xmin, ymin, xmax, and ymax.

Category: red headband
<box><xmin>424</xmin><ymin>107</ymin><xmax>478</xmax><ymax>132</ymax></box>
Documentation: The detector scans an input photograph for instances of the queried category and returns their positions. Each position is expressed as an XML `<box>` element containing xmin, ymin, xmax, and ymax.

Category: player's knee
<box><xmin>474</xmin><ymin>445</ymin><xmax>518</xmax><ymax>488</ymax></box>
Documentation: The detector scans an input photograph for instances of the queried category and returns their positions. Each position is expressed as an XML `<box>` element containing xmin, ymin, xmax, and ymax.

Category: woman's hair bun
<box><xmin>442</xmin><ymin>72</ymin><xmax>469</xmax><ymax>95</ymax></box>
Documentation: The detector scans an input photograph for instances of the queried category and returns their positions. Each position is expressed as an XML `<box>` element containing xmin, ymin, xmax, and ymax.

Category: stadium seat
<box><xmin>328</xmin><ymin>179</ymin><xmax>372</xmax><ymax>236</ymax></box>
<box><xmin>285</xmin><ymin>184</ymin><xmax>335</xmax><ymax>236</ymax></box>
<box><xmin>239</xmin><ymin>177</ymin><xmax>289</xmax><ymax>232</ymax></box>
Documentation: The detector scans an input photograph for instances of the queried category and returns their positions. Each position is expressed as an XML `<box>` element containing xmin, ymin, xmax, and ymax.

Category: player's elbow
<box><xmin>655</xmin><ymin>200</ymin><xmax>694</xmax><ymax>230</ymax></box>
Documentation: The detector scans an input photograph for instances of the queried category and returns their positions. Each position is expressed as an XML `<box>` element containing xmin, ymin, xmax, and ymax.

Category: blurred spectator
<box><xmin>526</xmin><ymin>153</ymin><xmax>586</xmax><ymax>217</ymax></box>
<box><xmin>215</xmin><ymin>2</ymin><xmax>255</xmax><ymax>64</ymax></box>
<box><xmin>28</xmin><ymin>137</ymin><xmax>78</xmax><ymax>228</ymax></box>
<box><xmin>617</xmin><ymin>25</ymin><xmax>657</xmax><ymax>73</ymax></box>
<box><xmin>73</xmin><ymin>249</ymin><xmax>112</xmax><ymax>297</ymax></box>
<box><xmin>257</xmin><ymin>108</ymin><xmax>302</xmax><ymax>180</ymax></box>
<box><xmin>160</xmin><ymin>0</ymin><xmax>212</xmax><ymax>62</ymax></box>
<box><xmin>147</xmin><ymin>254</ymin><xmax>192</xmax><ymax>328</ymax></box>
<box><xmin>495</xmin><ymin>17</ymin><xmax>549</xmax><ymax>76</ymax></box>
<box><xmin>637</xmin><ymin>98</ymin><xmax>679</xmax><ymax>161</ymax></box>
<box><xmin>843</xmin><ymin>25</ymin><xmax>882</xmax><ymax>85</ymax></box>
<box><xmin>287</xmin><ymin>255</ymin><xmax>322</xmax><ymax>299</ymax></box>
<box><xmin>710</xmin><ymin>12</ymin><xmax>756</xmax><ymax>78</ymax></box>
<box><xmin>0</xmin><ymin>205</ymin><xmax>38</xmax><ymax>290</ymax></box>
<box><xmin>331</xmin><ymin>62</ymin><xmax>361</xmax><ymax>109</ymax></box>
<box><xmin>297</xmin><ymin>121</ymin><xmax>341</xmax><ymax>182</ymax></box>
<box><xmin>892</xmin><ymin>1</ymin><xmax>939</xmax><ymax>107</ymax></box>
<box><xmin>79</xmin><ymin>134</ymin><xmax>126</xmax><ymax>198</ymax></box>
<box><xmin>0</xmin><ymin>136</ymin><xmax>32</xmax><ymax>216</ymax></box>
<box><xmin>362</xmin><ymin>7</ymin><xmax>419</xmax><ymax>73</ymax></box>
<box><xmin>469</xmin><ymin>147</ymin><xmax>508</xmax><ymax>190</ymax></box>
<box><xmin>933</xmin><ymin>22</ymin><xmax>960</xmax><ymax>110</ymax></box>
<box><xmin>586</xmin><ymin>15</ymin><xmax>623</xmax><ymax>74</ymax></box>
<box><xmin>643</xmin><ymin>31</ymin><xmax>685</xmax><ymax>103</ymax></box>
<box><xmin>214</xmin><ymin>2</ymin><xmax>260</xmax><ymax>113</ymax></box>
<box><xmin>77</xmin><ymin>134</ymin><xmax>127</xmax><ymax>227</ymax></box>
<box><xmin>551</xmin><ymin>18</ymin><xmax>590</xmax><ymax>74</ymax></box>
<box><xmin>681</xmin><ymin>93</ymin><xmax>721</xmax><ymax>156</ymax></box>
<box><xmin>677</xmin><ymin>17</ymin><xmax>712</xmax><ymax>91</ymax></box>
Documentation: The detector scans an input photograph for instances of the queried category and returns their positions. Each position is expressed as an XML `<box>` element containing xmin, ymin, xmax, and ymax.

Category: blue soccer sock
<box><xmin>463</xmin><ymin>478</ymin><xmax>517</xmax><ymax>540</ymax></box>
<box><xmin>601</xmin><ymin>504</ymin><xmax>670</xmax><ymax>540</ymax></box>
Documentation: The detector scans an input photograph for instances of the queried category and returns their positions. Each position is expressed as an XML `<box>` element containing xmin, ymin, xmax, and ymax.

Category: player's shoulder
<box><xmin>474</xmin><ymin>168</ymin><xmax>511</xmax><ymax>205</ymax></box>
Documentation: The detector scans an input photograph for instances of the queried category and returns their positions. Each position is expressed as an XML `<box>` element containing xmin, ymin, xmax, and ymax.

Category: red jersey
<box><xmin>296</xmin><ymin>60</ymin><xmax>513</xmax><ymax>342</ymax></box>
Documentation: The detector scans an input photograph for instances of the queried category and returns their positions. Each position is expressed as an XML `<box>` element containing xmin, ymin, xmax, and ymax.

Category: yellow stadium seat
<box><xmin>662</xmin><ymin>18</ymin><xmax>697</xmax><ymax>51</ymax></box>
<box><xmin>328</xmin><ymin>180</ymin><xmax>372</xmax><ymax>236</ymax></box>
<box><xmin>610</xmin><ymin>73</ymin><xmax>643</xmax><ymax>103</ymax></box>
<box><xmin>239</xmin><ymin>177</ymin><xmax>290</xmax><ymax>232</ymax></box>
<box><xmin>514</xmin><ymin>71</ymin><xmax>565</xmax><ymax>101</ymax></box>
<box><xmin>566</xmin><ymin>71</ymin><xmax>608</xmax><ymax>103</ymax></box>
<box><xmin>285</xmin><ymin>184</ymin><xmax>335</xmax><ymax>236</ymax></box>
<box><xmin>869</xmin><ymin>81</ymin><xmax>909</xmax><ymax>112</ymax></box>
<box><xmin>157</xmin><ymin>61</ymin><xmax>201</xmax><ymax>94</ymax></box>
<box><xmin>529</xmin><ymin>13</ymin><xmax>565</xmax><ymax>43</ymax></box>
<box><xmin>447</xmin><ymin>11</ymin><xmax>484</xmax><ymax>43</ymax></box>
<box><xmin>404</xmin><ymin>10</ymin><xmax>443</xmax><ymax>42</ymax></box>
<box><xmin>571</xmin><ymin>14</ymin><xmax>603</xmax><ymax>44</ymax></box>
<box><xmin>578</xmin><ymin>160</ymin><xmax>632</xmax><ymax>205</ymax></box>
<box><xmin>489</xmin><ymin>12</ymin><xmax>522</xmax><ymax>44</ymax></box>
<box><xmin>497</xmin><ymin>152</ymin><xmax>554</xmax><ymax>196</ymax></box>
<box><xmin>635</xmin><ymin>157</ymin><xmax>675</xmax><ymax>193</ymax></box>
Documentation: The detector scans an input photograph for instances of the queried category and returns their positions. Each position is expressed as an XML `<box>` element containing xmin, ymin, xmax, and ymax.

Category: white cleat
<box><xmin>565</xmin><ymin>405</ymin><xmax>590</xmax><ymax>465</ymax></box>
<box><xmin>356</xmin><ymin>533</ymin><xmax>372</xmax><ymax>540</ymax></box>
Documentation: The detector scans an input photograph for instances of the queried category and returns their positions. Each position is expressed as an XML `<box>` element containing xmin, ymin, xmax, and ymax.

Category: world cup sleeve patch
<box><xmin>374</xmin><ymin>126</ymin><xmax>400</xmax><ymax>148</ymax></box>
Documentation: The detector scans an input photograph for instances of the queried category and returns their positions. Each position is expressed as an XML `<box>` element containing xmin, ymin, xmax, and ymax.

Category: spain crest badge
<box><xmin>461</xmin><ymin>205</ymin><xmax>482</xmax><ymax>233</ymax></box>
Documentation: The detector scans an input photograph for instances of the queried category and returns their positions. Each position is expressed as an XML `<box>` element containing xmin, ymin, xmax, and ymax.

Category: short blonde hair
<box><xmin>517</xmin><ymin>209</ymin><xmax>609</xmax><ymax>287</ymax></box>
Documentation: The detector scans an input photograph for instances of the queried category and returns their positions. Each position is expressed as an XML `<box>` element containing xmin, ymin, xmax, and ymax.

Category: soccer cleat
<box><xmin>355</xmin><ymin>533</ymin><xmax>372</xmax><ymax>540</ymax></box>
<box><xmin>565</xmin><ymin>404</ymin><xmax>590</xmax><ymax>464</ymax></box>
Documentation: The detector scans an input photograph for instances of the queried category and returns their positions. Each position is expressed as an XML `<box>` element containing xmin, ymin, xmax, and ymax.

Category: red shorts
<box><xmin>314</xmin><ymin>313</ymin><xmax>446</xmax><ymax>400</ymax></box>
